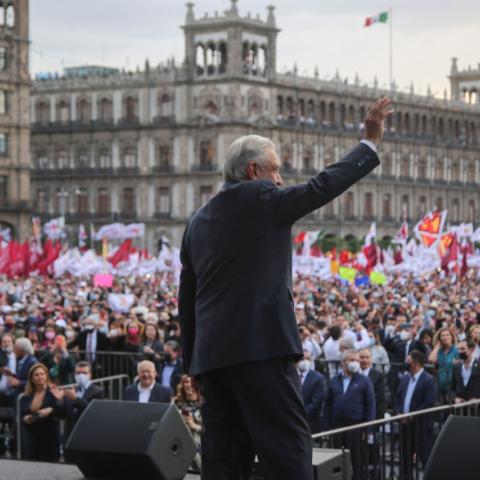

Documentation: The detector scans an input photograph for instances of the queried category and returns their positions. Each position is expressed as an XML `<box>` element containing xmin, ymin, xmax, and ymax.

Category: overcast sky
<box><xmin>30</xmin><ymin>0</ymin><xmax>480</xmax><ymax>97</ymax></box>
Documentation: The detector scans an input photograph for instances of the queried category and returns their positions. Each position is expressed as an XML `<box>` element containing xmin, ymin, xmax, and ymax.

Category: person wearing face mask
<box><xmin>297</xmin><ymin>351</ymin><xmax>325</xmax><ymax>435</ymax></box>
<box><xmin>394</xmin><ymin>351</ymin><xmax>436</xmax><ymax>478</ymax></box>
<box><xmin>158</xmin><ymin>340</ymin><xmax>183</xmax><ymax>392</ymax></box>
<box><xmin>67</xmin><ymin>315</ymin><xmax>109</xmax><ymax>365</ymax></box>
<box><xmin>451</xmin><ymin>339</ymin><xmax>480</xmax><ymax>403</ymax></box>
<box><xmin>62</xmin><ymin>361</ymin><xmax>104</xmax><ymax>441</ymax></box>
<box><xmin>324</xmin><ymin>350</ymin><xmax>375</xmax><ymax>480</ymax></box>
<box><xmin>385</xmin><ymin>320</ymin><xmax>426</xmax><ymax>404</ymax></box>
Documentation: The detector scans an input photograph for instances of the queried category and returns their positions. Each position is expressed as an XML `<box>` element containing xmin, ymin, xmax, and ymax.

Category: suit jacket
<box><xmin>14</xmin><ymin>355</ymin><xmax>38</xmax><ymax>396</ymax></box>
<box><xmin>122</xmin><ymin>382</ymin><xmax>173</xmax><ymax>403</ymax></box>
<box><xmin>451</xmin><ymin>359</ymin><xmax>480</xmax><ymax>401</ymax></box>
<box><xmin>385</xmin><ymin>336</ymin><xmax>426</xmax><ymax>365</ymax></box>
<box><xmin>67</xmin><ymin>330</ymin><xmax>109</xmax><ymax>355</ymax></box>
<box><xmin>368</xmin><ymin>368</ymin><xmax>386</xmax><ymax>419</ymax></box>
<box><xmin>157</xmin><ymin>359</ymin><xmax>184</xmax><ymax>393</ymax></box>
<box><xmin>324</xmin><ymin>372</ymin><xmax>376</xmax><ymax>428</ymax></box>
<box><xmin>301</xmin><ymin>369</ymin><xmax>325</xmax><ymax>433</ymax></box>
<box><xmin>394</xmin><ymin>370</ymin><xmax>437</xmax><ymax>414</ymax></box>
<box><xmin>64</xmin><ymin>383</ymin><xmax>105</xmax><ymax>434</ymax></box>
<box><xmin>179</xmin><ymin>143</ymin><xmax>379</xmax><ymax>375</ymax></box>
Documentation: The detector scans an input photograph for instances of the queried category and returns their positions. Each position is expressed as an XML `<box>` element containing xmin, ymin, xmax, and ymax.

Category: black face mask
<box><xmin>164</xmin><ymin>353</ymin><xmax>172</xmax><ymax>363</ymax></box>
<box><xmin>459</xmin><ymin>352</ymin><xmax>469</xmax><ymax>361</ymax></box>
<box><xmin>404</xmin><ymin>362</ymin><xmax>411</xmax><ymax>372</ymax></box>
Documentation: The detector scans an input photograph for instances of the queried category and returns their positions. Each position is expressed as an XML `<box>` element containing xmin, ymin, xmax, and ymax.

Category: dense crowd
<box><xmin>1</xmin><ymin>268</ymin><xmax>480</xmax><ymax>471</ymax></box>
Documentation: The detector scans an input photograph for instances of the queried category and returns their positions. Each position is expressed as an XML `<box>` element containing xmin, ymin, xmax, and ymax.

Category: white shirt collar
<box><xmin>138</xmin><ymin>382</ymin><xmax>155</xmax><ymax>393</ymax></box>
<box><xmin>411</xmin><ymin>368</ymin><xmax>424</xmax><ymax>382</ymax></box>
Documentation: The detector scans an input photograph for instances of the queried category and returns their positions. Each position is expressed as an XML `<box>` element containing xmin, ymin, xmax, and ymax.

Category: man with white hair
<box><xmin>67</xmin><ymin>314</ymin><xmax>108</xmax><ymax>363</ymax></box>
<box><xmin>122</xmin><ymin>360</ymin><xmax>172</xmax><ymax>403</ymax></box>
<box><xmin>179</xmin><ymin>98</ymin><xmax>392</xmax><ymax>479</ymax></box>
<box><xmin>8</xmin><ymin>338</ymin><xmax>37</xmax><ymax>396</ymax></box>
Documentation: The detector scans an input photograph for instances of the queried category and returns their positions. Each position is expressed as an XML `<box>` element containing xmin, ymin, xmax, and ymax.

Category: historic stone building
<box><xmin>0</xmin><ymin>0</ymin><xmax>31</xmax><ymax>240</ymax></box>
<box><xmin>30</xmin><ymin>1</ymin><xmax>480</xmax><ymax>250</ymax></box>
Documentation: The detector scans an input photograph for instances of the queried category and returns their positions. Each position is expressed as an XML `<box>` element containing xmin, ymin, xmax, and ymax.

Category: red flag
<box><xmin>108</xmin><ymin>239</ymin><xmax>135</xmax><ymax>267</ymax></box>
<box><xmin>36</xmin><ymin>240</ymin><xmax>61</xmax><ymax>276</ymax></box>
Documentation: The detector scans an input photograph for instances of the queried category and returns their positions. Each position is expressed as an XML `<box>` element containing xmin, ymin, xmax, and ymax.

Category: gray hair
<box><xmin>224</xmin><ymin>135</ymin><xmax>275</xmax><ymax>182</ymax></box>
<box><xmin>15</xmin><ymin>337</ymin><xmax>34</xmax><ymax>356</ymax></box>
<box><xmin>341</xmin><ymin>349</ymin><xmax>357</xmax><ymax>363</ymax></box>
<box><xmin>339</xmin><ymin>337</ymin><xmax>354</xmax><ymax>352</ymax></box>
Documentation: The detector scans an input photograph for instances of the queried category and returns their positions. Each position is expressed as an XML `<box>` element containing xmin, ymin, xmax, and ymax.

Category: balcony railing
<box><xmin>0</xmin><ymin>199</ymin><xmax>31</xmax><ymax>212</ymax></box>
<box><xmin>152</xmin><ymin>164</ymin><xmax>175</xmax><ymax>173</ymax></box>
<box><xmin>191</xmin><ymin>163</ymin><xmax>218</xmax><ymax>172</ymax></box>
<box><xmin>152</xmin><ymin>115</ymin><xmax>175</xmax><ymax>126</ymax></box>
<box><xmin>116</xmin><ymin>166</ymin><xmax>140</xmax><ymax>175</ymax></box>
<box><xmin>117</xmin><ymin>117</ymin><xmax>140</xmax><ymax>127</ymax></box>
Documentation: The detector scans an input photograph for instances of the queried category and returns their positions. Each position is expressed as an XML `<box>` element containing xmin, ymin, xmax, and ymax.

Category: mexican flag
<box><xmin>364</xmin><ymin>11</ymin><xmax>388</xmax><ymax>27</ymax></box>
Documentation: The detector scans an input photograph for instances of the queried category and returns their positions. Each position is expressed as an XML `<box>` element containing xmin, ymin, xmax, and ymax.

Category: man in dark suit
<box><xmin>324</xmin><ymin>350</ymin><xmax>375</xmax><ymax>480</ymax></box>
<box><xmin>359</xmin><ymin>348</ymin><xmax>385</xmax><ymax>419</ymax></box>
<box><xmin>8</xmin><ymin>338</ymin><xmax>37</xmax><ymax>397</ymax></box>
<box><xmin>122</xmin><ymin>360</ymin><xmax>172</xmax><ymax>403</ymax></box>
<box><xmin>298</xmin><ymin>352</ymin><xmax>325</xmax><ymax>434</ymax></box>
<box><xmin>157</xmin><ymin>340</ymin><xmax>183</xmax><ymax>393</ymax></box>
<box><xmin>62</xmin><ymin>361</ymin><xmax>104</xmax><ymax>439</ymax></box>
<box><xmin>385</xmin><ymin>321</ymin><xmax>426</xmax><ymax>401</ymax></box>
<box><xmin>451</xmin><ymin>339</ymin><xmax>480</xmax><ymax>402</ymax></box>
<box><xmin>67</xmin><ymin>315</ymin><xmax>109</xmax><ymax>369</ymax></box>
<box><xmin>394</xmin><ymin>350</ymin><xmax>437</xmax><ymax>480</ymax></box>
<box><xmin>179</xmin><ymin>98</ymin><xmax>391</xmax><ymax>480</ymax></box>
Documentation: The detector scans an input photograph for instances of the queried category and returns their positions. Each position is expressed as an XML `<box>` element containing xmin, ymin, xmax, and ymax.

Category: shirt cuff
<box><xmin>360</xmin><ymin>139</ymin><xmax>378</xmax><ymax>154</ymax></box>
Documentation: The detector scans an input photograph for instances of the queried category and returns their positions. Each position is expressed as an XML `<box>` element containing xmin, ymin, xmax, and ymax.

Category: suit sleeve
<box><xmin>365</xmin><ymin>378</ymin><xmax>376</xmax><ymax>423</ymax></box>
<box><xmin>305</xmin><ymin>376</ymin><xmax>325</xmax><ymax>417</ymax></box>
<box><xmin>260</xmin><ymin>143</ymin><xmax>379</xmax><ymax>226</ymax></box>
<box><xmin>178</xmin><ymin>224</ymin><xmax>197</xmax><ymax>375</ymax></box>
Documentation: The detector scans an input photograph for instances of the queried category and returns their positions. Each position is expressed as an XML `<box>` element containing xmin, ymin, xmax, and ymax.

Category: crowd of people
<box><xmin>1</xmin><ymin>268</ymin><xmax>480</xmax><ymax>471</ymax></box>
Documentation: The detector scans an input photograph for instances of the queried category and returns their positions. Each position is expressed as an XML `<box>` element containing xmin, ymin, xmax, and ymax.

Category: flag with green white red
<box><xmin>364</xmin><ymin>11</ymin><xmax>388</xmax><ymax>27</ymax></box>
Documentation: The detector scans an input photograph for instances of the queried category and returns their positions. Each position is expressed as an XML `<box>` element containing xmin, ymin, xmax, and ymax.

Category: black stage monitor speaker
<box><xmin>65</xmin><ymin>400</ymin><xmax>196</xmax><ymax>480</ymax></box>
<box><xmin>424</xmin><ymin>415</ymin><xmax>480</xmax><ymax>480</ymax></box>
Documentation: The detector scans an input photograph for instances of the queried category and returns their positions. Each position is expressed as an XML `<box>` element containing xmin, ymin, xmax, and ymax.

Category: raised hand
<box><xmin>364</xmin><ymin>97</ymin><xmax>394</xmax><ymax>146</ymax></box>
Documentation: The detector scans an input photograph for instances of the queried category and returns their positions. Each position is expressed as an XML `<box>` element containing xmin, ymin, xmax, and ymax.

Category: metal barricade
<box><xmin>16</xmin><ymin>374</ymin><xmax>129</xmax><ymax>459</ymax></box>
<box><xmin>313</xmin><ymin>399</ymin><xmax>480</xmax><ymax>480</ymax></box>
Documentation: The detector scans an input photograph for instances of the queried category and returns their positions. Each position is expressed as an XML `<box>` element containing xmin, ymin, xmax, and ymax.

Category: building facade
<box><xmin>30</xmin><ymin>1</ymin><xmax>480</xmax><ymax>250</ymax></box>
<box><xmin>0</xmin><ymin>0</ymin><xmax>31</xmax><ymax>240</ymax></box>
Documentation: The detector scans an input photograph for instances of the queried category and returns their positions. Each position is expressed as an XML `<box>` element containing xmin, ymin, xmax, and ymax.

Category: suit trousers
<box><xmin>198</xmin><ymin>357</ymin><xmax>313</xmax><ymax>480</ymax></box>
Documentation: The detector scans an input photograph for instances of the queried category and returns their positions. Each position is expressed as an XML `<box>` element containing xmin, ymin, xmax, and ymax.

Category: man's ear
<box><xmin>246</xmin><ymin>162</ymin><xmax>257</xmax><ymax>180</ymax></box>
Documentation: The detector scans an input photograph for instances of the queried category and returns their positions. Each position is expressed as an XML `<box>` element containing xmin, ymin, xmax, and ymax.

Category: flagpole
<box><xmin>389</xmin><ymin>7</ymin><xmax>393</xmax><ymax>87</ymax></box>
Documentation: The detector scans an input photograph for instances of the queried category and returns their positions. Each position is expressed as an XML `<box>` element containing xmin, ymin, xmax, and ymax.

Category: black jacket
<box><xmin>64</xmin><ymin>383</ymin><xmax>105</xmax><ymax>436</ymax></box>
<box><xmin>179</xmin><ymin>143</ymin><xmax>379</xmax><ymax>375</ymax></box>
<box><xmin>122</xmin><ymin>382</ymin><xmax>173</xmax><ymax>403</ymax></box>
<box><xmin>368</xmin><ymin>368</ymin><xmax>386</xmax><ymax>419</ymax></box>
<box><xmin>451</xmin><ymin>359</ymin><xmax>480</xmax><ymax>401</ymax></box>
<box><xmin>67</xmin><ymin>330</ymin><xmax>109</xmax><ymax>356</ymax></box>
<box><xmin>157</xmin><ymin>358</ymin><xmax>184</xmax><ymax>393</ymax></box>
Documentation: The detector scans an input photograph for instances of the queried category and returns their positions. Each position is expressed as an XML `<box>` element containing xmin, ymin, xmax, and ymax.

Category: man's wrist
<box><xmin>360</xmin><ymin>139</ymin><xmax>378</xmax><ymax>154</ymax></box>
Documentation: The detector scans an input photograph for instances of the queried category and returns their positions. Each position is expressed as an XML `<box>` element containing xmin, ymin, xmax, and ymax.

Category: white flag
<box><xmin>108</xmin><ymin>293</ymin><xmax>135</xmax><ymax>313</ymax></box>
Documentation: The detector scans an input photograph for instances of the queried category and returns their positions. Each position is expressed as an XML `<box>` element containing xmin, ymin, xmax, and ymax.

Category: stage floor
<box><xmin>0</xmin><ymin>459</ymin><xmax>200</xmax><ymax>480</ymax></box>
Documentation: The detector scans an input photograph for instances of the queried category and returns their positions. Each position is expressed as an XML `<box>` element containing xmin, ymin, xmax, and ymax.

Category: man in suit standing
<box><xmin>179</xmin><ymin>98</ymin><xmax>392</xmax><ymax>480</ymax></box>
<box><xmin>385</xmin><ymin>321</ymin><xmax>426</xmax><ymax>402</ymax></box>
<box><xmin>123</xmin><ymin>360</ymin><xmax>172</xmax><ymax>403</ymax></box>
<box><xmin>157</xmin><ymin>340</ymin><xmax>183</xmax><ymax>393</ymax></box>
<box><xmin>0</xmin><ymin>334</ymin><xmax>17</xmax><ymax>407</ymax></box>
<box><xmin>62</xmin><ymin>361</ymin><xmax>104</xmax><ymax>440</ymax></box>
<box><xmin>67</xmin><ymin>315</ymin><xmax>109</xmax><ymax>370</ymax></box>
<box><xmin>394</xmin><ymin>350</ymin><xmax>437</xmax><ymax>480</ymax></box>
<box><xmin>359</xmin><ymin>348</ymin><xmax>385</xmax><ymax>419</ymax></box>
<box><xmin>7</xmin><ymin>338</ymin><xmax>37</xmax><ymax>397</ymax></box>
<box><xmin>451</xmin><ymin>339</ymin><xmax>480</xmax><ymax>402</ymax></box>
<box><xmin>324</xmin><ymin>350</ymin><xmax>375</xmax><ymax>480</ymax></box>
<box><xmin>298</xmin><ymin>351</ymin><xmax>325</xmax><ymax>434</ymax></box>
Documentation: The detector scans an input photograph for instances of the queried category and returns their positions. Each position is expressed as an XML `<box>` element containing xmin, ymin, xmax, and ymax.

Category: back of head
<box><xmin>224</xmin><ymin>135</ymin><xmax>275</xmax><ymax>182</ymax></box>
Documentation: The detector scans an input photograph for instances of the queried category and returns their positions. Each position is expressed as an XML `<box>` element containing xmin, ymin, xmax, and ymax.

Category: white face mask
<box><xmin>298</xmin><ymin>360</ymin><xmax>310</xmax><ymax>372</ymax></box>
<box><xmin>347</xmin><ymin>361</ymin><xmax>360</xmax><ymax>374</ymax></box>
<box><xmin>75</xmin><ymin>373</ymin><xmax>90</xmax><ymax>388</ymax></box>
<box><xmin>400</xmin><ymin>331</ymin><xmax>411</xmax><ymax>341</ymax></box>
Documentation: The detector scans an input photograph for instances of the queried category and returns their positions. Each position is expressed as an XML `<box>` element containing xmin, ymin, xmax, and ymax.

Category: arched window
<box><xmin>468</xmin><ymin>199</ymin><xmax>476</xmax><ymax>223</ymax></box>
<box><xmin>57</xmin><ymin>150</ymin><xmax>69</xmax><ymax>169</ymax></box>
<box><xmin>36</xmin><ymin>152</ymin><xmax>48</xmax><ymax>169</ymax></box>
<box><xmin>123</xmin><ymin>147</ymin><xmax>137</xmax><ymax>168</ymax></box>
<box><xmin>77</xmin><ymin>98</ymin><xmax>90</xmax><ymax>123</ymax></box>
<box><xmin>98</xmin><ymin>188</ymin><xmax>110</xmax><ymax>214</ymax></box>
<box><xmin>285</xmin><ymin>97</ymin><xmax>294</xmax><ymax>118</ymax></box>
<box><xmin>419</xmin><ymin>196</ymin><xmax>427</xmax><ymax>216</ymax></box>
<box><xmin>97</xmin><ymin>149</ymin><xmax>111</xmax><ymax>169</ymax></box>
<box><xmin>344</xmin><ymin>192</ymin><xmax>354</xmax><ymax>218</ymax></box>
<box><xmin>77</xmin><ymin>149</ymin><xmax>89</xmax><ymax>169</ymax></box>
<box><xmin>199</xmin><ymin>140</ymin><xmax>214</xmax><ymax>169</ymax></box>
<box><xmin>0</xmin><ymin>5</ymin><xmax>5</xmax><ymax>26</ymax></box>
<box><xmin>206</xmin><ymin>101</ymin><xmax>218</xmax><ymax>115</ymax></box>
<box><xmin>404</xmin><ymin>113</ymin><xmax>411</xmax><ymax>135</ymax></box>
<box><xmin>451</xmin><ymin>162</ymin><xmax>461</xmax><ymax>182</ymax></box>
<box><xmin>319</xmin><ymin>101</ymin><xmax>326</xmax><ymax>123</ymax></box>
<box><xmin>76</xmin><ymin>188</ymin><xmax>89</xmax><ymax>214</ymax></box>
<box><xmin>417</xmin><ymin>158</ymin><xmax>427</xmax><ymax>179</ymax></box>
<box><xmin>436</xmin><ymin>197</ymin><xmax>444</xmax><ymax>211</ymax></box>
<box><xmin>5</xmin><ymin>4</ymin><xmax>14</xmax><ymax>28</ymax></box>
<box><xmin>400</xmin><ymin>156</ymin><xmax>410</xmax><ymax>178</ymax></box>
<box><xmin>452</xmin><ymin>198</ymin><xmax>460</xmax><ymax>222</ymax></box>
<box><xmin>158</xmin><ymin>145</ymin><xmax>171</xmax><ymax>170</ymax></box>
<box><xmin>97</xmin><ymin>98</ymin><xmax>111</xmax><ymax>122</ymax></box>
<box><xmin>298</xmin><ymin>98</ymin><xmax>305</xmax><ymax>118</ymax></box>
<box><xmin>382</xmin><ymin>154</ymin><xmax>393</xmax><ymax>176</ymax></box>
<box><xmin>303</xmin><ymin>149</ymin><xmax>313</xmax><ymax>172</ymax></box>
<box><xmin>36</xmin><ymin>189</ymin><xmax>49</xmax><ymax>214</ymax></box>
<box><xmin>364</xmin><ymin>192</ymin><xmax>374</xmax><ymax>218</ymax></box>
<box><xmin>435</xmin><ymin>158</ymin><xmax>444</xmax><ymax>181</ymax></box>
<box><xmin>383</xmin><ymin>194</ymin><xmax>392</xmax><ymax>219</ymax></box>
<box><xmin>306</xmin><ymin>99</ymin><xmax>315</xmax><ymax>119</ymax></box>
<box><xmin>328</xmin><ymin>102</ymin><xmax>335</xmax><ymax>124</ymax></box>
<box><xmin>401</xmin><ymin>195</ymin><xmax>409</xmax><ymax>219</ymax></box>
<box><xmin>467</xmin><ymin>162</ymin><xmax>476</xmax><ymax>183</ymax></box>
<box><xmin>159</xmin><ymin>94</ymin><xmax>173</xmax><ymax>117</ymax></box>
<box><xmin>36</xmin><ymin>101</ymin><xmax>50</xmax><ymax>125</ymax></box>
<box><xmin>0</xmin><ymin>90</ymin><xmax>7</xmax><ymax>115</ymax></box>
<box><xmin>195</xmin><ymin>44</ymin><xmax>205</xmax><ymax>75</ymax></box>
<box><xmin>277</xmin><ymin>96</ymin><xmax>284</xmax><ymax>116</ymax></box>
<box><xmin>57</xmin><ymin>100</ymin><xmax>70</xmax><ymax>123</ymax></box>
<box><xmin>125</xmin><ymin>96</ymin><xmax>138</xmax><ymax>122</ymax></box>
